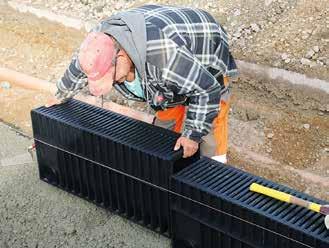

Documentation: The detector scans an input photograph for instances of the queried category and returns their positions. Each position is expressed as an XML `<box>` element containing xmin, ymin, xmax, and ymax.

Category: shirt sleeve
<box><xmin>162</xmin><ymin>46</ymin><xmax>223</xmax><ymax>143</ymax></box>
<box><xmin>55</xmin><ymin>52</ymin><xmax>88</xmax><ymax>102</ymax></box>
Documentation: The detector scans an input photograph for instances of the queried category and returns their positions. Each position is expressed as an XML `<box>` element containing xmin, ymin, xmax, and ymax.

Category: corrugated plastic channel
<box><xmin>171</xmin><ymin>157</ymin><xmax>329</xmax><ymax>248</ymax></box>
<box><xmin>31</xmin><ymin>99</ymin><xmax>198</xmax><ymax>236</ymax></box>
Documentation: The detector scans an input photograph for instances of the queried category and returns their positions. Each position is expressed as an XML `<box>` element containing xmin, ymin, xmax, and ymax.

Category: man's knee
<box><xmin>153</xmin><ymin>118</ymin><xmax>176</xmax><ymax>131</ymax></box>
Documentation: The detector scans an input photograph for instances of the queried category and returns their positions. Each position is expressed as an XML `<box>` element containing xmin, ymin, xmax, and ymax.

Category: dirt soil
<box><xmin>0</xmin><ymin>4</ymin><xmax>84</xmax><ymax>133</ymax></box>
<box><xmin>0</xmin><ymin>3</ymin><xmax>328</xmax><ymax>204</ymax></box>
<box><xmin>25</xmin><ymin>0</ymin><xmax>329</xmax><ymax>81</ymax></box>
<box><xmin>216</xmin><ymin>0</ymin><xmax>329</xmax><ymax>81</ymax></box>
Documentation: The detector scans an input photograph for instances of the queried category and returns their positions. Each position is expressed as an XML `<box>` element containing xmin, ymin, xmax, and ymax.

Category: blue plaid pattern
<box><xmin>56</xmin><ymin>5</ymin><xmax>237</xmax><ymax>142</ymax></box>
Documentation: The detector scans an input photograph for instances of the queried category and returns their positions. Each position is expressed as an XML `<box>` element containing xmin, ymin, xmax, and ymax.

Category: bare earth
<box><xmin>25</xmin><ymin>0</ymin><xmax>329</xmax><ymax>80</ymax></box>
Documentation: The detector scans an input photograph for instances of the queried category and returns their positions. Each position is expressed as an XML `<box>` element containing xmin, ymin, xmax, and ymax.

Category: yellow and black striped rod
<box><xmin>250</xmin><ymin>183</ymin><xmax>329</xmax><ymax>215</ymax></box>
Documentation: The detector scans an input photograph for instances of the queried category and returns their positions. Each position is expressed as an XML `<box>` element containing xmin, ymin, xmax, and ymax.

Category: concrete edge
<box><xmin>237</xmin><ymin>60</ymin><xmax>329</xmax><ymax>95</ymax></box>
<box><xmin>8</xmin><ymin>0</ymin><xmax>329</xmax><ymax>95</ymax></box>
<box><xmin>7</xmin><ymin>1</ymin><xmax>88</xmax><ymax>31</ymax></box>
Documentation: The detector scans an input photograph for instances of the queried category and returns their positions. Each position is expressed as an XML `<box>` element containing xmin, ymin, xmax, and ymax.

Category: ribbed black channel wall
<box><xmin>31</xmin><ymin>99</ymin><xmax>198</xmax><ymax>236</ymax></box>
<box><xmin>171</xmin><ymin>157</ymin><xmax>329</xmax><ymax>248</ymax></box>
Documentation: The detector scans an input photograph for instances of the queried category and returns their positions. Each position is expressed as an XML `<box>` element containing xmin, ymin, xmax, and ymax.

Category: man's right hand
<box><xmin>45</xmin><ymin>97</ymin><xmax>62</xmax><ymax>107</ymax></box>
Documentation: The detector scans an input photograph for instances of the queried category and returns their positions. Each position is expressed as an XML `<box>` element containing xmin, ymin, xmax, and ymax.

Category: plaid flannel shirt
<box><xmin>56</xmin><ymin>5</ymin><xmax>238</xmax><ymax>142</ymax></box>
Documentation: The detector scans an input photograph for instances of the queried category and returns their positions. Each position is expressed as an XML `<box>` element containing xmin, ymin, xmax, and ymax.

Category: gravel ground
<box><xmin>0</xmin><ymin>123</ymin><xmax>170</xmax><ymax>248</ymax></box>
<box><xmin>15</xmin><ymin>0</ymin><xmax>329</xmax><ymax>81</ymax></box>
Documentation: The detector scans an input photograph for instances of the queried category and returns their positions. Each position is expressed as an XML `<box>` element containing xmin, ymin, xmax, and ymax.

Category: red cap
<box><xmin>78</xmin><ymin>32</ymin><xmax>116</xmax><ymax>81</ymax></box>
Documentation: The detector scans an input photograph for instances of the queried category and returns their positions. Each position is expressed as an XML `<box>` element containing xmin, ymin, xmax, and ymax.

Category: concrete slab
<box><xmin>0</xmin><ymin>123</ymin><xmax>170</xmax><ymax>248</ymax></box>
<box><xmin>0</xmin><ymin>123</ymin><xmax>31</xmax><ymax>160</ymax></box>
<box><xmin>0</xmin><ymin>152</ymin><xmax>33</xmax><ymax>166</ymax></box>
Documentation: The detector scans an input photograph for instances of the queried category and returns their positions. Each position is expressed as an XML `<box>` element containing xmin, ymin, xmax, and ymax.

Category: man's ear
<box><xmin>117</xmin><ymin>49</ymin><xmax>127</xmax><ymax>57</ymax></box>
<box><xmin>117</xmin><ymin>49</ymin><xmax>133</xmax><ymax>66</ymax></box>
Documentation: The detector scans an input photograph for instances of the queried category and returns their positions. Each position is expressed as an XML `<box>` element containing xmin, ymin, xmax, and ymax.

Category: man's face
<box><xmin>88</xmin><ymin>66</ymin><xmax>116</xmax><ymax>96</ymax></box>
<box><xmin>88</xmin><ymin>50</ymin><xmax>133</xmax><ymax>96</ymax></box>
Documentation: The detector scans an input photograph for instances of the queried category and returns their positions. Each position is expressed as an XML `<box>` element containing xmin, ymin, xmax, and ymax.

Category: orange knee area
<box><xmin>155</xmin><ymin>96</ymin><xmax>230</xmax><ymax>155</ymax></box>
<box><xmin>156</xmin><ymin>105</ymin><xmax>186</xmax><ymax>133</ymax></box>
<box><xmin>223</xmin><ymin>76</ymin><xmax>229</xmax><ymax>87</ymax></box>
<box><xmin>213</xmin><ymin>100</ymin><xmax>230</xmax><ymax>155</ymax></box>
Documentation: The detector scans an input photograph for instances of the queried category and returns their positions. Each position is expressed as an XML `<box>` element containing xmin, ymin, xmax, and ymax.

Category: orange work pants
<box><xmin>154</xmin><ymin>99</ymin><xmax>230</xmax><ymax>157</ymax></box>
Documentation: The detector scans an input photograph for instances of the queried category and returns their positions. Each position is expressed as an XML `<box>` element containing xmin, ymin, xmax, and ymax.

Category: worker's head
<box><xmin>78</xmin><ymin>32</ymin><xmax>134</xmax><ymax>96</ymax></box>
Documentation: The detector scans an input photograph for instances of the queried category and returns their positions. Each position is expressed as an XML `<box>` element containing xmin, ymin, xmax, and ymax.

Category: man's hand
<box><xmin>174</xmin><ymin>136</ymin><xmax>199</xmax><ymax>158</ymax></box>
<box><xmin>45</xmin><ymin>97</ymin><xmax>62</xmax><ymax>107</ymax></box>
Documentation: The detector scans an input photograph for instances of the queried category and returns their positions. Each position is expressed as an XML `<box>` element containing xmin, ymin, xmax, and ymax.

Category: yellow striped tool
<box><xmin>250</xmin><ymin>183</ymin><xmax>329</xmax><ymax>229</ymax></box>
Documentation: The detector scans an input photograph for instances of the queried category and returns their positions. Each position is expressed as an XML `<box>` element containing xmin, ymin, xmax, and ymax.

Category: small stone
<box><xmin>0</xmin><ymin>81</ymin><xmax>11</xmax><ymax>89</ymax></box>
<box><xmin>309</xmin><ymin>61</ymin><xmax>317</xmax><ymax>67</ymax></box>
<box><xmin>233</xmin><ymin>9</ymin><xmax>241</xmax><ymax>16</ymax></box>
<box><xmin>302</xmin><ymin>35</ymin><xmax>309</xmax><ymax>40</ymax></box>
<box><xmin>115</xmin><ymin>2</ymin><xmax>125</xmax><ymax>10</ymax></box>
<box><xmin>127</xmin><ymin>100</ymin><xmax>134</xmax><ymax>107</ymax></box>
<box><xmin>244</xmin><ymin>29</ymin><xmax>252</xmax><ymax>35</ymax></box>
<box><xmin>250</xmin><ymin>23</ymin><xmax>260</xmax><ymax>32</ymax></box>
<box><xmin>94</xmin><ymin>4</ymin><xmax>104</xmax><ymax>13</ymax></box>
<box><xmin>273</xmin><ymin>61</ymin><xmax>281</xmax><ymax>67</ymax></box>
<box><xmin>237</xmin><ymin>25</ymin><xmax>245</xmax><ymax>32</ymax></box>
<box><xmin>284</xmin><ymin>58</ymin><xmax>291</xmax><ymax>64</ymax></box>
<box><xmin>294</xmin><ymin>37</ymin><xmax>300</xmax><ymax>43</ymax></box>
<box><xmin>303</xmin><ymin>123</ymin><xmax>310</xmax><ymax>129</ymax></box>
<box><xmin>319</xmin><ymin>105</ymin><xmax>329</xmax><ymax>112</ymax></box>
<box><xmin>84</xmin><ymin>21</ymin><xmax>97</xmax><ymax>32</ymax></box>
<box><xmin>313</xmin><ymin>46</ymin><xmax>320</xmax><ymax>53</ymax></box>
<box><xmin>301</xmin><ymin>58</ymin><xmax>312</xmax><ymax>65</ymax></box>
<box><xmin>305</xmin><ymin>188</ymin><xmax>311</xmax><ymax>194</ymax></box>
<box><xmin>318</xmin><ymin>57</ymin><xmax>327</xmax><ymax>62</ymax></box>
<box><xmin>324</xmin><ymin>148</ymin><xmax>329</xmax><ymax>153</ymax></box>
<box><xmin>265</xmin><ymin>0</ymin><xmax>274</xmax><ymax>6</ymax></box>
<box><xmin>80</xmin><ymin>0</ymin><xmax>89</xmax><ymax>5</ymax></box>
<box><xmin>234</xmin><ymin>32</ymin><xmax>241</xmax><ymax>38</ymax></box>
<box><xmin>281</xmin><ymin>53</ymin><xmax>289</xmax><ymax>60</ymax></box>
<box><xmin>267</xmin><ymin>133</ymin><xmax>274</xmax><ymax>139</ymax></box>
<box><xmin>305</xmin><ymin>49</ymin><xmax>315</xmax><ymax>59</ymax></box>
<box><xmin>246</xmin><ymin>110</ymin><xmax>259</xmax><ymax>121</ymax></box>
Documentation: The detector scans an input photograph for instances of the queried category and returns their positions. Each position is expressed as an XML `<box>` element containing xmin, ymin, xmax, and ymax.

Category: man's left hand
<box><xmin>174</xmin><ymin>137</ymin><xmax>199</xmax><ymax>158</ymax></box>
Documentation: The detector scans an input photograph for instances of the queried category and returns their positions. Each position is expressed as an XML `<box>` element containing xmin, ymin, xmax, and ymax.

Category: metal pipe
<box><xmin>0</xmin><ymin>67</ymin><xmax>57</xmax><ymax>94</ymax></box>
<box><xmin>0</xmin><ymin>67</ymin><xmax>153</xmax><ymax>123</ymax></box>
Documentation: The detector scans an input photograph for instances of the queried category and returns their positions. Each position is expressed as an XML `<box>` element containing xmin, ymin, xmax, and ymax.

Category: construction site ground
<box><xmin>0</xmin><ymin>1</ymin><xmax>328</xmax><ymax>247</ymax></box>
